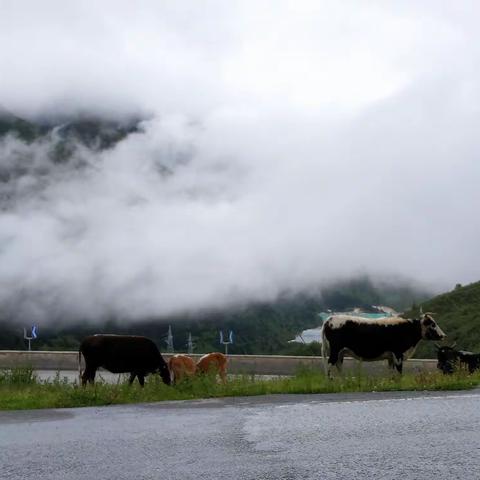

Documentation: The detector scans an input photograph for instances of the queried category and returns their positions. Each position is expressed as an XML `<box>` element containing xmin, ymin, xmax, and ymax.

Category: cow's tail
<box><xmin>321</xmin><ymin>322</ymin><xmax>330</xmax><ymax>377</ymax></box>
<box><xmin>78</xmin><ymin>349</ymin><xmax>83</xmax><ymax>382</ymax></box>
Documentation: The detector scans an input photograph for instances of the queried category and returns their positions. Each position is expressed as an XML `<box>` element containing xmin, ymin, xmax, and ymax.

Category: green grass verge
<box><xmin>1</xmin><ymin>367</ymin><xmax>479</xmax><ymax>411</ymax></box>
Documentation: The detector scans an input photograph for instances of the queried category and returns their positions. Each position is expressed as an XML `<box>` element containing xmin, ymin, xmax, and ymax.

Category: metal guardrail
<box><xmin>0</xmin><ymin>350</ymin><xmax>438</xmax><ymax>375</ymax></box>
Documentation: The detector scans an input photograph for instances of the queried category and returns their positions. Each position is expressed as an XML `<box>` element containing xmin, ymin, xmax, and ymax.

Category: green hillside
<box><xmin>410</xmin><ymin>281</ymin><xmax>480</xmax><ymax>358</ymax></box>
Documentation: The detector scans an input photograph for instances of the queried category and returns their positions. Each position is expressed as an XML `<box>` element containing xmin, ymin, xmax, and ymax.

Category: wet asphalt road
<box><xmin>1</xmin><ymin>390</ymin><xmax>479</xmax><ymax>480</ymax></box>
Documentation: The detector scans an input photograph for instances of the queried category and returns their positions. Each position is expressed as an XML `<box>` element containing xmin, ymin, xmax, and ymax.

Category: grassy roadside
<box><xmin>1</xmin><ymin>367</ymin><xmax>479</xmax><ymax>411</ymax></box>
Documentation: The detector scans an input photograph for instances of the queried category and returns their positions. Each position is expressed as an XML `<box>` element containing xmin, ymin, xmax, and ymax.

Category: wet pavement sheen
<box><xmin>1</xmin><ymin>390</ymin><xmax>479</xmax><ymax>480</ymax></box>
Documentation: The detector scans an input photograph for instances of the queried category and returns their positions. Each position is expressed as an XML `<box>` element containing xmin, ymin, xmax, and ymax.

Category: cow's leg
<box><xmin>321</xmin><ymin>336</ymin><xmax>330</xmax><ymax>377</ymax></box>
<box><xmin>81</xmin><ymin>370</ymin><xmax>87</xmax><ymax>387</ymax></box>
<box><xmin>387</xmin><ymin>356</ymin><xmax>395</xmax><ymax>371</ymax></box>
<box><xmin>137</xmin><ymin>373</ymin><xmax>145</xmax><ymax>387</ymax></box>
<box><xmin>128</xmin><ymin>373</ymin><xmax>137</xmax><ymax>385</ymax></box>
<box><xmin>336</xmin><ymin>350</ymin><xmax>345</xmax><ymax>373</ymax></box>
<box><xmin>82</xmin><ymin>365</ymin><xmax>97</xmax><ymax>386</ymax></box>
<box><xmin>327</xmin><ymin>346</ymin><xmax>343</xmax><ymax>377</ymax></box>
<box><xmin>219</xmin><ymin>365</ymin><xmax>227</xmax><ymax>384</ymax></box>
<box><xmin>392</xmin><ymin>353</ymin><xmax>403</xmax><ymax>374</ymax></box>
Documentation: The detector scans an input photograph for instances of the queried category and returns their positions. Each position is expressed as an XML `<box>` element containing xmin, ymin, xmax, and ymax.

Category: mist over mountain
<box><xmin>0</xmin><ymin>109</ymin><xmax>459</xmax><ymax>325</ymax></box>
<box><xmin>1</xmin><ymin>2</ymin><xmax>480</xmax><ymax>327</ymax></box>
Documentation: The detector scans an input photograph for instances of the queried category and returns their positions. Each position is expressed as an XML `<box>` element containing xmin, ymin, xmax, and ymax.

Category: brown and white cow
<box><xmin>321</xmin><ymin>313</ymin><xmax>446</xmax><ymax>375</ymax></box>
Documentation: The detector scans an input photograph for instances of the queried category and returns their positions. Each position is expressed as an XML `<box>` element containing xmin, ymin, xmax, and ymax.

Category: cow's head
<box><xmin>158</xmin><ymin>361</ymin><xmax>172</xmax><ymax>386</ymax></box>
<box><xmin>436</xmin><ymin>344</ymin><xmax>458</xmax><ymax>374</ymax></box>
<box><xmin>420</xmin><ymin>314</ymin><xmax>446</xmax><ymax>341</ymax></box>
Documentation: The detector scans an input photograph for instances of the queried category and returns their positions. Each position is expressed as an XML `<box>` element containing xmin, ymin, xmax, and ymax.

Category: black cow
<box><xmin>322</xmin><ymin>313</ymin><xmax>446</xmax><ymax>375</ymax></box>
<box><xmin>79</xmin><ymin>334</ymin><xmax>171</xmax><ymax>387</ymax></box>
<box><xmin>436</xmin><ymin>345</ymin><xmax>480</xmax><ymax>374</ymax></box>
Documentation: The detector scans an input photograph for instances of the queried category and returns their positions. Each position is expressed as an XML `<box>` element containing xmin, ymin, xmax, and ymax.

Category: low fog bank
<box><xmin>1</xmin><ymin>2</ymin><xmax>480</xmax><ymax>324</ymax></box>
<box><xmin>0</xmin><ymin>110</ymin><xmax>469</xmax><ymax>324</ymax></box>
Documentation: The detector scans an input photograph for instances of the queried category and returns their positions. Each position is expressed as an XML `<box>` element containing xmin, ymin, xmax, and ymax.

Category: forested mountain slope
<box><xmin>410</xmin><ymin>281</ymin><xmax>480</xmax><ymax>358</ymax></box>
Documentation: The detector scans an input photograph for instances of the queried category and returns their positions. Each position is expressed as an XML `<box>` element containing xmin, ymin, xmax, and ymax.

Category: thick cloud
<box><xmin>0</xmin><ymin>1</ymin><xmax>479</xmax><ymax>322</ymax></box>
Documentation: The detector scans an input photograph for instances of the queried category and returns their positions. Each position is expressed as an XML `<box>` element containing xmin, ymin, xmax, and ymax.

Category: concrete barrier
<box><xmin>0</xmin><ymin>350</ymin><xmax>437</xmax><ymax>375</ymax></box>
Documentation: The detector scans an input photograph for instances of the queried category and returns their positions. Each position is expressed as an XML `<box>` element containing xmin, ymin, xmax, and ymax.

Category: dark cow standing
<box><xmin>79</xmin><ymin>335</ymin><xmax>171</xmax><ymax>387</ymax></box>
<box><xmin>436</xmin><ymin>345</ymin><xmax>480</xmax><ymax>374</ymax></box>
<box><xmin>322</xmin><ymin>313</ymin><xmax>446</xmax><ymax>375</ymax></box>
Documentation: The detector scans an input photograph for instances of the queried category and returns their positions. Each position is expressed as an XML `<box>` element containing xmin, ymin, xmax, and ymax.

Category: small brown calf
<box><xmin>168</xmin><ymin>354</ymin><xmax>196</xmax><ymax>384</ymax></box>
<box><xmin>196</xmin><ymin>352</ymin><xmax>228</xmax><ymax>383</ymax></box>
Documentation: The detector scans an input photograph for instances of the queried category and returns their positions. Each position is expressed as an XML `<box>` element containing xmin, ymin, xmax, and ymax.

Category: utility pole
<box><xmin>187</xmin><ymin>332</ymin><xmax>194</xmax><ymax>354</ymax></box>
<box><xmin>219</xmin><ymin>330</ymin><xmax>234</xmax><ymax>355</ymax></box>
<box><xmin>165</xmin><ymin>325</ymin><xmax>174</xmax><ymax>353</ymax></box>
<box><xmin>23</xmin><ymin>325</ymin><xmax>38</xmax><ymax>351</ymax></box>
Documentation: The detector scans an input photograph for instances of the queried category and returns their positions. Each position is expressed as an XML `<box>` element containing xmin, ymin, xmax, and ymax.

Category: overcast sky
<box><xmin>0</xmin><ymin>1</ymin><xmax>479</xmax><ymax>323</ymax></box>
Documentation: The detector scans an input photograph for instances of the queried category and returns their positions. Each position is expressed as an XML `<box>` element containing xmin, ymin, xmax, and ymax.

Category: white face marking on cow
<box><xmin>420</xmin><ymin>314</ymin><xmax>446</xmax><ymax>340</ymax></box>
<box><xmin>326</xmin><ymin>315</ymin><xmax>410</xmax><ymax>329</ymax></box>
